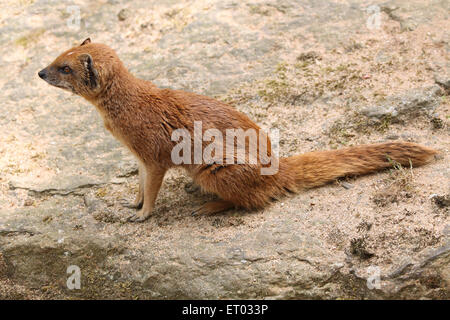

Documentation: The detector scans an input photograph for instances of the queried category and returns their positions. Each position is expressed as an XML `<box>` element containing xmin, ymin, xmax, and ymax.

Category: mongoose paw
<box><xmin>127</xmin><ymin>209</ymin><xmax>151</xmax><ymax>222</ymax></box>
<box><xmin>191</xmin><ymin>200</ymin><xmax>235</xmax><ymax>216</ymax></box>
<box><xmin>120</xmin><ymin>198</ymin><xmax>143</xmax><ymax>210</ymax></box>
<box><xmin>127</xmin><ymin>214</ymin><xmax>148</xmax><ymax>223</ymax></box>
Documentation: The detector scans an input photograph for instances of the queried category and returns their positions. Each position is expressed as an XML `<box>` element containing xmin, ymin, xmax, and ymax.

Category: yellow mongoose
<box><xmin>38</xmin><ymin>38</ymin><xmax>437</xmax><ymax>222</ymax></box>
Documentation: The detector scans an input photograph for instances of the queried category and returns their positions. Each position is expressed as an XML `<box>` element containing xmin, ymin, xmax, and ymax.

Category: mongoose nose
<box><xmin>38</xmin><ymin>69</ymin><xmax>47</xmax><ymax>79</ymax></box>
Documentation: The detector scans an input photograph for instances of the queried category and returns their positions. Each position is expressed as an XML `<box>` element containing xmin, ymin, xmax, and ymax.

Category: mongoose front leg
<box><xmin>121</xmin><ymin>162</ymin><xmax>146</xmax><ymax>209</ymax></box>
<box><xmin>128</xmin><ymin>165</ymin><xmax>166</xmax><ymax>222</ymax></box>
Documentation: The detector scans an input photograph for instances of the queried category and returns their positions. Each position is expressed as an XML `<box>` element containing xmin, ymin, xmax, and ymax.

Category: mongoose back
<box><xmin>38</xmin><ymin>38</ymin><xmax>437</xmax><ymax>222</ymax></box>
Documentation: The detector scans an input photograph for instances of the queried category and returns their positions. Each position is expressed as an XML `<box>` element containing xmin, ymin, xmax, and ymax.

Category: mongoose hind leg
<box><xmin>128</xmin><ymin>165</ymin><xmax>166</xmax><ymax>222</ymax></box>
<box><xmin>191</xmin><ymin>200</ymin><xmax>235</xmax><ymax>216</ymax></box>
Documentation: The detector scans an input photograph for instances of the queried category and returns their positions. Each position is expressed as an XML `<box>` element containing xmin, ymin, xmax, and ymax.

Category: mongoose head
<box><xmin>38</xmin><ymin>38</ymin><xmax>123</xmax><ymax>100</ymax></box>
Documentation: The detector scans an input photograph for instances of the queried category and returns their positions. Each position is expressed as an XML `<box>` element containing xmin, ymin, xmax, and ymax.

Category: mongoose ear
<box><xmin>78</xmin><ymin>53</ymin><xmax>99</xmax><ymax>89</ymax></box>
<box><xmin>80</xmin><ymin>38</ymin><xmax>91</xmax><ymax>46</ymax></box>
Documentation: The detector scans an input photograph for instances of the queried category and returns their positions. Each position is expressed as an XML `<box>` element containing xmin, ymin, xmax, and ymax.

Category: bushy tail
<box><xmin>282</xmin><ymin>142</ymin><xmax>437</xmax><ymax>189</ymax></box>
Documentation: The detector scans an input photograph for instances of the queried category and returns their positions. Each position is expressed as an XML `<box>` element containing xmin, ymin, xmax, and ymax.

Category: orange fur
<box><xmin>38</xmin><ymin>39</ymin><xmax>437</xmax><ymax>221</ymax></box>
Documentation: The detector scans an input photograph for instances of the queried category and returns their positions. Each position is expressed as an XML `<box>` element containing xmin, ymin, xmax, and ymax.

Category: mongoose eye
<box><xmin>61</xmin><ymin>66</ymin><xmax>71</xmax><ymax>74</ymax></box>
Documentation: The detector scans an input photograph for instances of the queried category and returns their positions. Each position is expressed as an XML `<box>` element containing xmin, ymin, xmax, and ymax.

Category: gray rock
<box><xmin>360</xmin><ymin>86</ymin><xmax>442</xmax><ymax>122</ymax></box>
<box><xmin>434</xmin><ymin>73</ymin><xmax>450</xmax><ymax>92</ymax></box>
<box><xmin>1</xmin><ymin>205</ymin><xmax>448</xmax><ymax>299</ymax></box>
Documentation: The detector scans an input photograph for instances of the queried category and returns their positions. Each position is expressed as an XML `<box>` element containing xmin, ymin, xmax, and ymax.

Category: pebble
<box><xmin>118</xmin><ymin>9</ymin><xmax>130</xmax><ymax>21</ymax></box>
<box><xmin>341</xmin><ymin>182</ymin><xmax>354</xmax><ymax>189</ymax></box>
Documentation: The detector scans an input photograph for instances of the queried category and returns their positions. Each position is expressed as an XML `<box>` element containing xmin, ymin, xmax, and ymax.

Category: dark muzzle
<box><xmin>38</xmin><ymin>68</ymin><xmax>47</xmax><ymax>79</ymax></box>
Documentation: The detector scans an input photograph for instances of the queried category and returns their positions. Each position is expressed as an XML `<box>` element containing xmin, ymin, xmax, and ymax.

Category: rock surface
<box><xmin>0</xmin><ymin>0</ymin><xmax>449</xmax><ymax>299</ymax></box>
<box><xmin>360</xmin><ymin>85</ymin><xmax>442</xmax><ymax>122</ymax></box>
